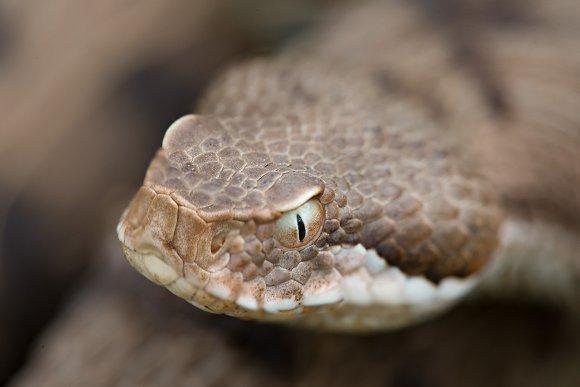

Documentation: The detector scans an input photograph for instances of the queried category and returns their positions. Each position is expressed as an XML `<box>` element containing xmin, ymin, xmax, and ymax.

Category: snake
<box><xmin>117</xmin><ymin>1</ymin><xmax>580</xmax><ymax>331</ymax></box>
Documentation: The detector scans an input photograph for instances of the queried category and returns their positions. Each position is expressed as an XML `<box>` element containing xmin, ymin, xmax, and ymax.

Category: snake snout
<box><xmin>117</xmin><ymin>183</ymin><xmax>252</xmax><ymax>314</ymax></box>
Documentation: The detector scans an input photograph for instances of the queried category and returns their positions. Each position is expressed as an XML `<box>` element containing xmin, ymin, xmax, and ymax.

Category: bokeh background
<box><xmin>0</xmin><ymin>0</ymin><xmax>346</xmax><ymax>382</ymax></box>
<box><xmin>1</xmin><ymin>1</ymin><xmax>579</xmax><ymax>386</ymax></box>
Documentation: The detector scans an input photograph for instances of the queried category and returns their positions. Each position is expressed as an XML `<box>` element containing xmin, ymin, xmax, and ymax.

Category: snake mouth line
<box><xmin>121</xmin><ymin>240</ymin><xmax>478</xmax><ymax>328</ymax></box>
<box><xmin>117</xmin><ymin>180</ymin><xmax>483</xmax><ymax>330</ymax></box>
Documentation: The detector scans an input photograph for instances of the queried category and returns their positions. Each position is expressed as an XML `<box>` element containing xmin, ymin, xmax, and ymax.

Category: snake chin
<box><xmin>121</xmin><ymin>235</ymin><xmax>478</xmax><ymax>331</ymax></box>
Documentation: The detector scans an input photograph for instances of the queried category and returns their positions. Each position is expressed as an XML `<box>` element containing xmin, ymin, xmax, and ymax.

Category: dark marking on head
<box><xmin>407</xmin><ymin>0</ymin><xmax>517</xmax><ymax>119</ymax></box>
<box><xmin>450</xmin><ymin>36</ymin><xmax>511</xmax><ymax>118</ymax></box>
<box><xmin>375</xmin><ymin>71</ymin><xmax>446</xmax><ymax>120</ymax></box>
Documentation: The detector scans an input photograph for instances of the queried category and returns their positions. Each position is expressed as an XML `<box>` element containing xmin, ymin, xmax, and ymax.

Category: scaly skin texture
<box><xmin>118</xmin><ymin>0</ymin><xmax>580</xmax><ymax>330</ymax></box>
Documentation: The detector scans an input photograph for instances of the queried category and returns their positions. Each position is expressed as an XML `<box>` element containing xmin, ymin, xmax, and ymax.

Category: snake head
<box><xmin>118</xmin><ymin>114</ymin><xmax>503</xmax><ymax>331</ymax></box>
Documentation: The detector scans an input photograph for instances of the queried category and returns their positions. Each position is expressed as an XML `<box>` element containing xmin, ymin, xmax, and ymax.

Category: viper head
<box><xmin>118</xmin><ymin>114</ymin><xmax>502</xmax><ymax>330</ymax></box>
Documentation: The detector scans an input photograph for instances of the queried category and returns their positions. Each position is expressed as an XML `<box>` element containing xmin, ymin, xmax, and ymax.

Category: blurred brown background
<box><xmin>0</xmin><ymin>0</ymin><xmax>345</xmax><ymax>383</ymax></box>
<box><xmin>1</xmin><ymin>1</ymin><xmax>579</xmax><ymax>386</ymax></box>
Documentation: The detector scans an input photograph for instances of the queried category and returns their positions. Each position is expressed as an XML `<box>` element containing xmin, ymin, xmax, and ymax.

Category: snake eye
<box><xmin>274</xmin><ymin>199</ymin><xmax>324</xmax><ymax>249</ymax></box>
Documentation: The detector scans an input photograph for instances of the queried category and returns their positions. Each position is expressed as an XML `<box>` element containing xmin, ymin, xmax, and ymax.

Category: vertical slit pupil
<box><xmin>296</xmin><ymin>214</ymin><xmax>306</xmax><ymax>242</ymax></box>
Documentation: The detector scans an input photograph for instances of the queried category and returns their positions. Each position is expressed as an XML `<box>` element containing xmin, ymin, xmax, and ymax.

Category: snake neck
<box><xmin>476</xmin><ymin>218</ymin><xmax>580</xmax><ymax>307</ymax></box>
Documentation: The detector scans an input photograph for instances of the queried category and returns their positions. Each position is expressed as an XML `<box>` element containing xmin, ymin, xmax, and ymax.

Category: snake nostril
<box><xmin>211</xmin><ymin>233</ymin><xmax>227</xmax><ymax>254</ymax></box>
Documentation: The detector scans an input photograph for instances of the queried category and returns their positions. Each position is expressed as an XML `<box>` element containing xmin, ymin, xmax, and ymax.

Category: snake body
<box><xmin>118</xmin><ymin>1</ymin><xmax>580</xmax><ymax>330</ymax></box>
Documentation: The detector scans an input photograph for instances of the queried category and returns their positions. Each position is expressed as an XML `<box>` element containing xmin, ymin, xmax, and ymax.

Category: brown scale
<box><xmin>119</xmin><ymin>2</ymin><xmax>509</xmax><ymax>285</ymax></box>
<box><xmin>128</xmin><ymin>113</ymin><xmax>501</xmax><ymax>284</ymax></box>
